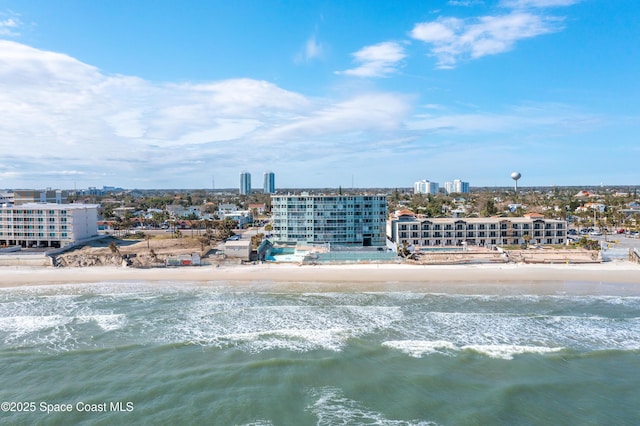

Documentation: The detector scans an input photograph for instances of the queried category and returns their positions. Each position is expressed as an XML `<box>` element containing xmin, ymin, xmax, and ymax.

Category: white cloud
<box><xmin>0</xmin><ymin>38</ymin><xmax>620</xmax><ymax>188</ymax></box>
<box><xmin>406</xmin><ymin>103</ymin><xmax>601</xmax><ymax>135</ymax></box>
<box><xmin>500</xmin><ymin>0</ymin><xmax>581</xmax><ymax>8</ymax></box>
<box><xmin>295</xmin><ymin>35</ymin><xmax>324</xmax><ymax>63</ymax></box>
<box><xmin>305</xmin><ymin>35</ymin><xmax>323</xmax><ymax>60</ymax></box>
<box><xmin>448</xmin><ymin>0</ymin><xmax>485</xmax><ymax>6</ymax></box>
<box><xmin>337</xmin><ymin>41</ymin><xmax>407</xmax><ymax>77</ymax></box>
<box><xmin>0</xmin><ymin>40</ymin><xmax>416</xmax><ymax>188</ymax></box>
<box><xmin>411</xmin><ymin>12</ymin><xmax>564</xmax><ymax>68</ymax></box>
<box><xmin>261</xmin><ymin>92</ymin><xmax>413</xmax><ymax>140</ymax></box>
<box><xmin>0</xmin><ymin>12</ymin><xmax>21</xmax><ymax>37</ymax></box>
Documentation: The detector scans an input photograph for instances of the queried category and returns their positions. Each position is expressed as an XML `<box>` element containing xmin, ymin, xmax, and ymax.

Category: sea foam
<box><xmin>382</xmin><ymin>340</ymin><xmax>563</xmax><ymax>360</ymax></box>
<box><xmin>2</xmin><ymin>284</ymin><xmax>640</xmax><ymax>355</ymax></box>
<box><xmin>308</xmin><ymin>387</ymin><xmax>439</xmax><ymax>426</ymax></box>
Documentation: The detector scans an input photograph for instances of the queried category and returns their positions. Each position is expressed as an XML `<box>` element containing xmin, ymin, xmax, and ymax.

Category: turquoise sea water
<box><xmin>1</xmin><ymin>280</ymin><xmax>639</xmax><ymax>425</ymax></box>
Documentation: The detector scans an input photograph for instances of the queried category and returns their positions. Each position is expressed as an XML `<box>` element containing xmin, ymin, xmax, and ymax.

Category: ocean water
<box><xmin>1</xmin><ymin>280</ymin><xmax>639</xmax><ymax>425</ymax></box>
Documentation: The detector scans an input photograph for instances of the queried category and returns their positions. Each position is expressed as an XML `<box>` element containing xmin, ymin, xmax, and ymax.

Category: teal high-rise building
<box><xmin>240</xmin><ymin>172</ymin><xmax>251</xmax><ymax>195</ymax></box>
<box><xmin>271</xmin><ymin>193</ymin><xmax>387</xmax><ymax>246</ymax></box>
<box><xmin>263</xmin><ymin>171</ymin><xmax>275</xmax><ymax>194</ymax></box>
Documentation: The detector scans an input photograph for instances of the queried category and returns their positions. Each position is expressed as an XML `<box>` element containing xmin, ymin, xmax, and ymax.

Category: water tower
<box><xmin>511</xmin><ymin>171</ymin><xmax>521</xmax><ymax>192</ymax></box>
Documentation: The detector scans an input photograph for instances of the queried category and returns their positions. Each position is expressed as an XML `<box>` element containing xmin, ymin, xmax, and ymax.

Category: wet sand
<box><xmin>1</xmin><ymin>262</ymin><xmax>639</xmax><ymax>292</ymax></box>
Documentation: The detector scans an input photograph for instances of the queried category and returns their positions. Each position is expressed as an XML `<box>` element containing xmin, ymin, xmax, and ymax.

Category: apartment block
<box><xmin>414</xmin><ymin>180</ymin><xmax>439</xmax><ymax>195</ymax></box>
<box><xmin>444</xmin><ymin>180</ymin><xmax>470</xmax><ymax>194</ymax></box>
<box><xmin>0</xmin><ymin>203</ymin><xmax>99</xmax><ymax>249</ymax></box>
<box><xmin>271</xmin><ymin>194</ymin><xmax>387</xmax><ymax>246</ymax></box>
<box><xmin>388</xmin><ymin>211</ymin><xmax>566</xmax><ymax>248</ymax></box>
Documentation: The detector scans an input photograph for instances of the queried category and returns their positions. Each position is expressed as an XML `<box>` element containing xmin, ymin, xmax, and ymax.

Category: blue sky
<box><xmin>0</xmin><ymin>0</ymin><xmax>638</xmax><ymax>190</ymax></box>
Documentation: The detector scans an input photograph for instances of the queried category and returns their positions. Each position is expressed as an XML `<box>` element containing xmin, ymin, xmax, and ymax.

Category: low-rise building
<box><xmin>576</xmin><ymin>203</ymin><xmax>606</xmax><ymax>213</ymax></box>
<box><xmin>248</xmin><ymin>203</ymin><xmax>267</xmax><ymax>216</ymax></box>
<box><xmin>0</xmin><ymin>203</ymin><xmax>99</xmax><ymax>248</ymax></box>
<box><xmin>13</xmin><ymin>189</ymin><xmax>68</xmax><ymax>205</ymax></box>
<box><xmin>217</xmin><ymin>204</ymin><xmax>238</xmax><ymax>217</ymax></box>
<box><xmin>222</xmin><ymin>211</ymin><xmax>252</xmax><ymax>228</ymax></box>
<box><xmin>0</xmin><ymin>192</ymin><xmax>13</xmax><ymax>204</ymax></box>
<box><xmin>224</xmin><ymin>240</ymin><xmax>252</xmax><ymax>261</ymax></box>
<box><xmin>387</xmin><ymin>210</ymin><xmax>566</xmax><ymax>248</ymax></box>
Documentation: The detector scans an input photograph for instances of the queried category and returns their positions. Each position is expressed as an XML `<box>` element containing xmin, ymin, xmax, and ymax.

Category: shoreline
<box><xmin>1</xmin><ymin>262</ymin><xmax>639</xmax><ymax>291</ymax></box>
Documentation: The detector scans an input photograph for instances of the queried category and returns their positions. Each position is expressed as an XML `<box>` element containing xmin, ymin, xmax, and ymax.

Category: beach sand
<box><xmin>1</xmin><ymin>262</ymin><xmax>639</xmax><ymax>293</ymax></box>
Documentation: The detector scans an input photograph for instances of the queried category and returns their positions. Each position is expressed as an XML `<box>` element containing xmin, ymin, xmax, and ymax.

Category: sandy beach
<box><xmin>1</xmin><ymin>262</ymin><xmax>639</xmax><ymax>291</ymax></box>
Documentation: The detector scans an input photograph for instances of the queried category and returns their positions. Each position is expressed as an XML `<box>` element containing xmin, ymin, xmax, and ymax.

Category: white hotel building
<box><xmin>388</xmin><ymin>210</ymin><xmax>566</xmax><ymax>248</ymax></box>
<box><xmin>444</xmin><ymin>179</ymin><xmax>470</xmax><ymax>194</ymax></box>
<box><xmin>414</xmin><ymin>180</ymin><xmax>439</xmax><ymax>195</ymax></box>
<box><xmin>271</xmin><ymin>194</ymin><xmax>387</xmax><ymax>246</ymax></box>
<box><xmin>0</xmin><ymin>203</ymin><xmax>99</xmax><ymax>249</ymax></box>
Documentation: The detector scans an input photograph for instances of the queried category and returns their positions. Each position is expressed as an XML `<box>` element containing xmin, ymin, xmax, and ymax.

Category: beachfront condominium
<box><xmin>0</xmin><ymin>203</ymin><xmax>99</xmax><ymax>249</ymax></box>
<box><xmin>444</xmin><ymin>179</ymin><xmax>470</xmax><ymax>194</ymax></box>
<box><xmin>263</xmin><ymin>171</ymin><xmax>275</xmax><ymax>194</ymax></box>
<box><xmin>271</xmin><ymin>193</ymin><xmax>388</xmax><ymax>246</ymax></box>
<box><xmin>240</xmin><ymin>171</ymin><xmax>251</xmax><ymax>195</ymax></box>
<box><xmin>387</xmin><ymin>210</ymin><xmax>566</xmax><ymax>248</ymax></box>
<box><xmin>414</xmin><ymin>180</ymin><xmax>439</xmax><ymax>195</ymax></box>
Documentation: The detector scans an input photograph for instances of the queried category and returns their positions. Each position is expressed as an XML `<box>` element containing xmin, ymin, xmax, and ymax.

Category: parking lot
<box><xmin>593</xmin><ymin>234</ymin><xmax>640</xmax><ymax>251</ymax></box>
<box><xmin>568</xmin><ymin>228</ymin><xmax>640</xmax><ymax>251</ymax></box>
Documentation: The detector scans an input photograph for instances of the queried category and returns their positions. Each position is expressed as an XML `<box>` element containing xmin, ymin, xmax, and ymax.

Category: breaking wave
<box><xmin>1</xmin><ymin>283</ymin><xmax>639</xmax><ymax>355</ymax></box>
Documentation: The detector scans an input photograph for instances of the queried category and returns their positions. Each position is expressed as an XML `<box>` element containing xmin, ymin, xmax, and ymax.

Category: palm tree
<box><xmin>109</xmin><ymin>241</ymin><xmax>122</xmax><ymax>262</ymax></box>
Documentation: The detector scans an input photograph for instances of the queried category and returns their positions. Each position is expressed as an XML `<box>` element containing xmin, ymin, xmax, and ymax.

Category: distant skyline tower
<box><xmin>511</xmin><ymin>171</ymin><xmax>522</xmax><ymax>192</ymax></box>
<box><xmin>263</xmin><ymin>171</ymin><xmax>275</xmax><ymax>194</ymax></box>
<box><xmin>443</xmin><ymin>179</ymin><xmax>469</xmax><ymax>194</ymax></box>
<box><xmin>240</xmin><ymin>171</ymin><xmax>251</xmax><ymax>195</ymax></box>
